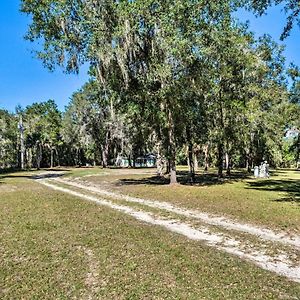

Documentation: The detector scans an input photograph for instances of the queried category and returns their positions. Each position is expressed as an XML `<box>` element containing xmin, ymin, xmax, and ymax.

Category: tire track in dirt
<box><xmin>54</xmin><ymin>177</ymin><xmax>300</xmax><ymax>250</ymax></box>
<box><xmin>37</xmin><ymin>178</ymin><xmax>300</xmax><ymax>283</ymax></box>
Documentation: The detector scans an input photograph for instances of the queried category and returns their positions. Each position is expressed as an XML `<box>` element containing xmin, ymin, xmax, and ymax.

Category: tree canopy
<box><xmin>1</xmin><ymin>0</ymin><xmax>299</xmax><ymax>182</ymax></box>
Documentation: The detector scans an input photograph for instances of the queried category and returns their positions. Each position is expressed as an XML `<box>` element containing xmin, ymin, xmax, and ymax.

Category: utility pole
<box><xmin>18</xmin><ymin>115</ymin><xmax>25</xmax><ymax>170</ymax></box>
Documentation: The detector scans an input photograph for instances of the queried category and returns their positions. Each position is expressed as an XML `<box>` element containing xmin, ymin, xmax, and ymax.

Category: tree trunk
<box><xmin>168</xmin><ymin>109</ymin><xmax>177</xmax><ymax>184</ymax></box>
<box><xmin>296</xmin><ymin>134</ymin><xmax>300</xmax><ymax>168</ymax></box>
<box><xmin>50</xmin><ymin>148</ymin><xmax>54</xmax><ymax>168</ymax></box>
<box><xmin>133</xmin><ymin>154</ymin><xmax>136</xmax><ymax>168</ymax></box>
<box><xmin>246</xmin><ymin>152</ymin><xmax>252</xmax><ymax>173</ymax></box>
<box><xmin>102</xmin><ymin>147</ymin><xmax>108</xmax><ymax>168</ymax></box>
<box><xmin>18</xmin><ymin>115</ymin><xmax>25</xmax><ymax>170</ymax></box>
<box><xmin>203</xmin><ymin>144</ymin><xmax>209</xmax><ymax>171</ymax></box>
<box><xmin>194</xmin><ymin>152</ymin><xmax>199</xmax><ymax>172</ymax></box>
<box><xmin>188</xmin><ymin>143</ymin><xmax>195</xmax><ymax>183</ymax></box>
<box><xmin>55</xmin><ymin>148</ymin><xmax>60</xmax><ymax>167</ymax></box>
<box><xmin>74</xmin><ymin>148</ymin><xmax>78</xmax><ymax>166</ymax></box>
<box><xmin>166</xmin><ymin>158</ymin><xmax>171</xmax><ymax>175</ymax></box>
<box><xmin>128</xmin><ymin>154</ymin><xmax>132</xmax><ymax>167</ymax></box>
<box><xmin>170</xmin><ymin>159</ymin><xmax>177</xmax><ymax>184</ymax></box>
<box><xmin>225</xmin><ymin>152</ymin><xmax>230</xmax><ymax>175</ymax></box>
<box><xmin>36</xmin><ymin>143</ymin><xmax>42</xmax><ymax>170</ymax></box>
<box><xmin>20</xmin><ymin>136</ymin><xmax>24</xmax><ymax>169</ymax></box>
<box><xmin>28</xmin><ymin>147</ymin><xmax>33</xmax><ymax>169</ymax></box>
<box><xmin>102</xmin><ymin>130</ymin><xmax>110</xmax><ymax>168</ymax></box>
<box><xmin>218</xmin><ymin>143</ymin><xmax>223</xmax><ymax>178</ymax></box>
<box><xmin>156</xmin><ymin>145</ymin><xmax>164</xmax><ymax>176</ymax></box>
<box><xmin>77</xmin><ymin>148</ymin><xmax>81</xmax><ymax>166</ymax></box>
<box><xmin>217</xmin><ymin>87</ymin><xmax>225</xmax><ymax>178</ymax></box>
<box><xmin>186</xmin><ymin>126</ymin><xmax>195</xmax><ymax>182</ymax></box>
<box><xmin>248</xmin><ymin>132</ymin><xmax>255</xmax><ymax>172</ymax></box>
<box><xmin>156</xmin><ymin>156</ymin><xmax>164</xmax><ymax>176</ymax></box>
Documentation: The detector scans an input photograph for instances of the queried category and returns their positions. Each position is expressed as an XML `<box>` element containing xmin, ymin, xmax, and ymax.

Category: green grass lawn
<box><xmin>1</xmin><ymin>170</ymin><xmax>300</xmax><ymax>299</ymax></box>
<box><xmin>81</xmin><ymin>167</ymin><xmax>300</xmax><ymax>234</ymax></box>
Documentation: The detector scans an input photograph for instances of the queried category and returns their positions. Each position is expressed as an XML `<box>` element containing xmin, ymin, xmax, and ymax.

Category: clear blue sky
<box><xmin>0</xmin><ymin>1</ymin><xmax>89</xmax><ymax>113</ymax></box>
<box><xmin>0</xmin><ymin>1</ymin><xmax>299</xmax><ymax>113</ymax></box>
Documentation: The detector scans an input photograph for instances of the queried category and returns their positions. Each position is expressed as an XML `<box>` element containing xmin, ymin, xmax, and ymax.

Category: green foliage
<box><xmin>282</xmin><ymin>139</ymin><xmax>297</xmax><ymax>167</ymax></box>
<box><xmin>20</xmin><ymin>100</ymin><xmax>62</xmax><ymax>168</ymax></box>
<box><xmin>0</xmin><ymin>110</ymin><xmax>18</xmax><ymax>169</ymax></box>
<box><xmin>1</xmin><ymin>0</ymin><xmax>297</xmax><ymax>178</ymax></box>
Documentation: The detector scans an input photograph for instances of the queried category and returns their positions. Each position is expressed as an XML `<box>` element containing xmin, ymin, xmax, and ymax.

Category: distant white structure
<box><xmin>284</xmin><ymin>127</ymin><xmax>299</xmax><ymax>140</ymax></box>
<box><xmin>115</xmin><ymin>154</ymin><xmax>156</xmax><ymax>168</ymax></box>
<box><xmin>254</xmin><ymin>166</ymin><xmax>259</xmax><ymax>178</ymax></box>
<box><xmin>254</xmin><ymin>161</ymin><xmax>270</xmax><ymax>178</ymax></box>
<box><xmin>115</xmin><ymin>155</ymin><xmax>130</xmax><ymax>167</ymax></box>
<box><xmin>135</xmin><ymin>154</ymin><xmax>156</xmax><ymax>167</ymax></box>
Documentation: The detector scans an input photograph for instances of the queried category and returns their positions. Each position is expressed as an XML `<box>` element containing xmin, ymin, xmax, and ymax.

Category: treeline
<box><xmin>1</xmin><ymin>0</ymin><xmax>300</xmax><ymax>183</ymax></box>
<box><xmin>1</xmin><ymin>72</ymin><xmax>299</xmax><ymax>178</ymax></box>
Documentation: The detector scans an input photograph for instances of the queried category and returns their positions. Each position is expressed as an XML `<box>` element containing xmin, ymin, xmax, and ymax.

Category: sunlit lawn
<box><xmin>1</xmin><ymin>169</ymin><xmax>300</xmax><ymax>299</ymax></box>
<box><xmin>82</xmin><ymin>167</ymin><xmax>300</xmax><ymax>233</ymax></box>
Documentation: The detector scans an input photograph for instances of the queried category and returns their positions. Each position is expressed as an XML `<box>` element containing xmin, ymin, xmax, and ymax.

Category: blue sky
<box><xmin>0</xmin><ymin>1</ymin><xmax>299</xmax><ymax>113</ymax></box>
<box><xmin>236</xmin><ymin>5</ymin><xmax>300</xmax><ymax>67</ymax></box>
<box><xmin>0</xmin><ymin>1</ymin><xmax>89</xmax><ymax>113</ymax></box>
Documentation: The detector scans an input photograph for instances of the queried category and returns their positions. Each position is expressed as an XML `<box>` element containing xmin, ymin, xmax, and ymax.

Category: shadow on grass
<box><xmin>247</xmin><ymin>179</ymin><xmax>300</xmax><ymax>203</ymax></box>
<box><xmin>117</xmin><ymin>170</ymin><xmax>251</xmax><ymax>187</ymax></box>
<box><xmin>0</xmin><ymin>169</ymin><xmax>69</xmax><ymax>181</ymax></box>
<box><xmin>0</xmin><ymin>169</ymin><xmax>31</xmax><ymax>183</ymax></box>
<box><xmin>30</xmin><ymin>171</ymin><xmax>67</xmax><ymax>180</ymax></box>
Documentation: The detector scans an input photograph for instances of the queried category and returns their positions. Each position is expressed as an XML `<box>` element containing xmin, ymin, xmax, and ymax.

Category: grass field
<box><xmin>1</xmin><ymin>168</ymin><xmax>300</xmax><ymax>299</ymax></box>
<box><xmin>76</xmin><ymin>167</ymin><xmax>300</xmax><ymax>233</ymax></box>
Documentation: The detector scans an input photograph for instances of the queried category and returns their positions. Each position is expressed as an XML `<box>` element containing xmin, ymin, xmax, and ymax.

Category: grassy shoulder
<box><xmin>1</xmin><ymin>173</ymin><xmax>300</xmax><ymax>299</ymax></box>
<box><xmin>80</xmin><ymin>167</ymin><xmax>300</xmax><ymax>234</ymax></box>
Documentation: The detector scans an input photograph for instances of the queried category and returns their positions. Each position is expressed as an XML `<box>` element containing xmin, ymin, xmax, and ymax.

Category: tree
<box><xmin>22</xmin><ymin>100</ymin><xmax>62</xmax><ymax>169</ymax></box>
<box><xmin>19</xmin><ymin>0</ymin><xmax>297</xmax><ymax>180</ymax></box>
<box><xmin>21</xmin><ymin>0</ymin><xmax>246</xmax><ymax>183</ymax></box>
<box><xmin>0</xmin><ymin>110</ymin><xmax>18</xmax><ymax>169</ymax></box>
<box><xmin>62</xmin><ymin>80</ymin><xmax>132</xmax><ymax>167</ymax></box>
